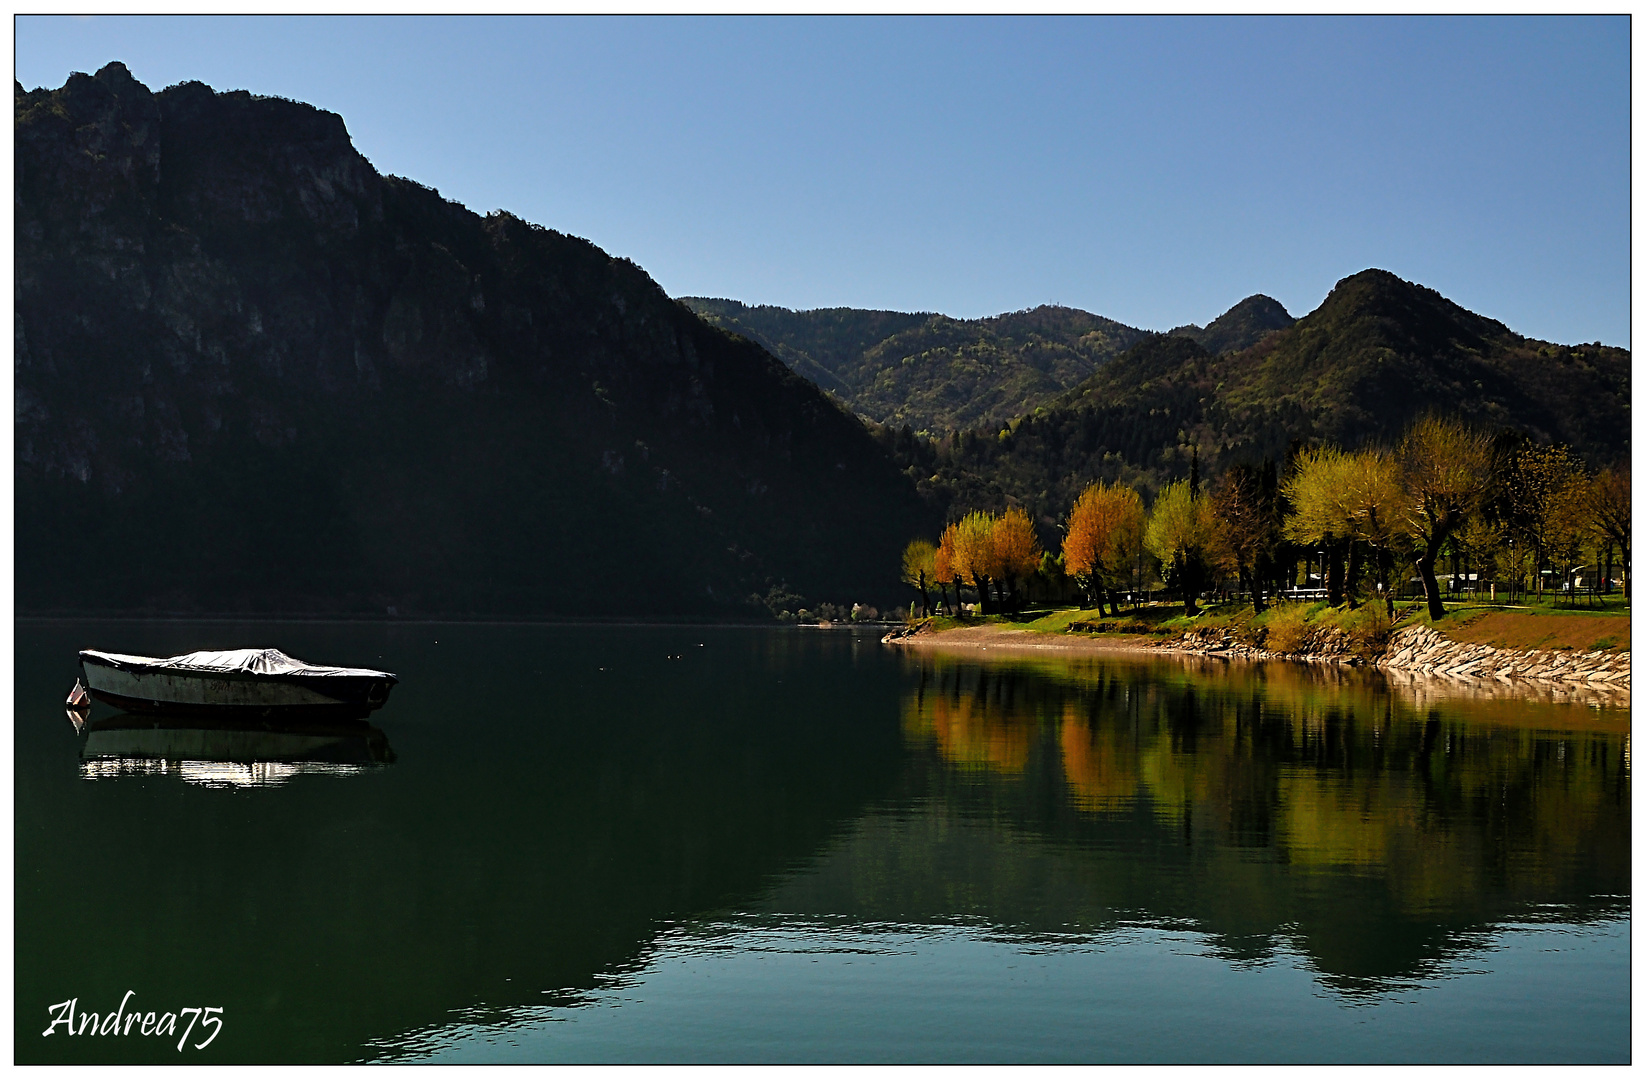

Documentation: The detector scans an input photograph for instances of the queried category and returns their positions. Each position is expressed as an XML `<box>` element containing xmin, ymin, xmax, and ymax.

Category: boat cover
<box><xmin>80</xmin><ymin>648</ymin><xmax>395</xmax><ymax>681</ymax></box>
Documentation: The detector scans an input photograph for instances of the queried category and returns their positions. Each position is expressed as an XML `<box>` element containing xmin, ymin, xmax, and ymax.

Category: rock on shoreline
<box><xmin>1159</xmin><ymin>622</ymin><xmax>1629</xmax><ymax>690</ymax></box>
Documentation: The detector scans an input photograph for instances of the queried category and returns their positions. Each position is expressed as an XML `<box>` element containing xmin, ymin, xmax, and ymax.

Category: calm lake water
<box><xmin>15</xmin><ymin>621</ymin><xmax>1630</xmax><ymax>1063</ymax></box>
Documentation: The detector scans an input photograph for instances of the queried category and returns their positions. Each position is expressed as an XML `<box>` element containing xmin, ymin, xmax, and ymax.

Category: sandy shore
<box><xmin>885</xmin><ymin>623</ymin><xmax>1162</xmax><ymax>656</ymax></box>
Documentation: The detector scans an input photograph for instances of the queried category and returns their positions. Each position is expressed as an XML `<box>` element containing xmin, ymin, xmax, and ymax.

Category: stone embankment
<box><xmin>1376</xmin><ymin>624</ymin><xmax>1630</xmax><ymax>687</ymax></box>
<box><xmin>1162</xmin><ymin>622</ymin><xmax>1629</xmax><ymax>690</ymax></box>
<box><xmin>1161</xmin><ymin>625</ymin><xmax>1365</xmax><ymax>664</ymax></box>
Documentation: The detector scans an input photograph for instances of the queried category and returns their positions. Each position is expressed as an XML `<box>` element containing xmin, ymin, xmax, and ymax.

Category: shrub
<box><xmin>1344</xmin><ymin>604</ymin><xmax>1392</xmax><ymax>655</ymax></box>
<box><xmin>1264</xmin><ymin>603</ymin><xmax>1313</xmax><ymax>654</ymax></box>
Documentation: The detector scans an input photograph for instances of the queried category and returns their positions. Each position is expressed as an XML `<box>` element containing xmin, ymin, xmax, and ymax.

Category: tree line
<box><xmin>902</xmin><ymin>416</ymin><xmax>1630</xmax><ymax>621</ymax></box>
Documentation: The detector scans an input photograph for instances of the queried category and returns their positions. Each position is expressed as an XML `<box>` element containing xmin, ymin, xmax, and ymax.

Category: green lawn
<box><xmin>916</xmin><ymin>595</ymin><xmax>1630</xmax><ymax>655</ymax></box>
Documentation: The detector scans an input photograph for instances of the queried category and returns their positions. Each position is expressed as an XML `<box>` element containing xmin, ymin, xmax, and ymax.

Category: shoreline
<box><xmin>884</xmin><ymin>621</ymin><xmax>1631</xmax><ymax>708</ymax></box>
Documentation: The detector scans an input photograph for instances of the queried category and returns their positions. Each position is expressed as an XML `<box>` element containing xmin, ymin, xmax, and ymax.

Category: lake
<box><xmin>14</xmin><ymin>620</ymin><xmax>1630</xmax><ymax>1063</ymax></box>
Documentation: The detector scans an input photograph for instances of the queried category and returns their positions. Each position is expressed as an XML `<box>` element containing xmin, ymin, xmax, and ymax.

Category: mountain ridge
<box><xmin>16</xmin><ymin>63</ymin><xmax>930</xmax><ymax>617</ymax></box>
<box><xmin>681</xmin><ymin>293</ymin><xmax>1294</xmax><ymax>435</ymax></box>
<box><xmin>895</xmin><ymin>268</ymin><xmax>1629</xmax><ymax>526</ymax></box>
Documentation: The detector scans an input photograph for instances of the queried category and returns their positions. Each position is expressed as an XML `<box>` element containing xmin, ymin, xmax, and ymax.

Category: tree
<box><xmin>1342</xmin><ymin>448</ymin><xmax>1406</xmax><ymax>613</ymax></box>
<box><xmin>1398</xmin><ymin>416</ymin><xmax>1495</xmax><ymax>620</ymax></box>
<box><xmin>1281</xmin><ymin>446</ymin><xmax>1351</xmax><ymax>604</ymax></box>
<box><xmin>1503</xmin><ymin>443</ymin><xmax>1588</xmax><ymax>599</ymax></box>
<box><xmin>1211</xmin><ymin>462</ymin><xmax>1283</xmax><ymax>613</ymax></box>
<box><xmin>901</xmin><ymin>539</ymin><xmax>937</xmax><ymax>618</ymax></box>
<box><xmin>1064</xmin><ymin>480</ymin><xmax>1146</xmax><ymax>614</ymax></box>
<box><xmin>1145</xmin><ymin>479</ymin><xmax>1221</xmax><ymax>616</ymax></box>
<box><xmin>951</xmin><ymin>511</ymin><xmax>999</xmax><ymax>615</ymax></box>
<box><xmin>990</xmin><ymin>507</ymin><xmax>1043</xmax><ymax>612</ymax></box>
<box><xmin>1584</xmin><ymin>466</ymin><xmax>1630</xmax><ymax>598</ymax></box>
<box><xmin>935</xmin><ymin>524</ymin><xmax>959</xmax><ymax>615</ymax></box>
<box><xmin>1284</xmin><ymin>446</ymin><xmax>1405</xmax><ymax>612</ymax></box>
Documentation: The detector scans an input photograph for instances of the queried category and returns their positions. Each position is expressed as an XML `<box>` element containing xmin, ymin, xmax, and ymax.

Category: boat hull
<box><xmin>79</xmin><ymin>655</ymin><xmax>394</xmax><ymax>720</ymax></box>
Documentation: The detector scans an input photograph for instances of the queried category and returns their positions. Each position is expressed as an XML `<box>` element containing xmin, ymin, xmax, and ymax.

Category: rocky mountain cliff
<box><xmin>16</xmin><ymin>64</ymin><xmax>929</xmax><ymax>617</ymax></box>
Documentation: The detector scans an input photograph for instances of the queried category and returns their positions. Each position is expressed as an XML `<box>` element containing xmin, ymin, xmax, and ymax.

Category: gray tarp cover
<box><xmin>80</xmin><ymin>648</ymin><xmax>395</xmax><ymax>680</ymax></box>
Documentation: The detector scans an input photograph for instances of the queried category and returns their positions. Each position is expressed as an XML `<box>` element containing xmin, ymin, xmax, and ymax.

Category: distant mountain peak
<box><xmin>1169</xmin><ymin>293</ymin><xmax>1295</xmax><ymax>356</ymax></box>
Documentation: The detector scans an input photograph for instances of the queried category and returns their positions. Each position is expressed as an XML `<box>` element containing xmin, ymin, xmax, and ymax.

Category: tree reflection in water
<box><xmin>890</xmin><ymin>651</ymin><xmax>1628</xmax><ymax>994</ymax></box>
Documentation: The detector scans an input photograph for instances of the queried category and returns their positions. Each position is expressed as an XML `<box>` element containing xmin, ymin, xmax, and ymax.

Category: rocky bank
<box><xmin>1162</xmin><ymin>622</ymin><xmax>1629</xmax><ymax>695</ymax></box>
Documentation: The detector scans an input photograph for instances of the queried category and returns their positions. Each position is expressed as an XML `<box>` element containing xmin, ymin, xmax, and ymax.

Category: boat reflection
<box><xmin>74</xmin><ymin>711</ymin><xmax>395</xmax><ymax>787</ymax></box>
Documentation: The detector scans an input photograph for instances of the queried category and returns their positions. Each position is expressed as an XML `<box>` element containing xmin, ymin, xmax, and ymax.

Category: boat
<box><xmin>77</xmin><ymin>647</ymin><xmax>398</xmax><ymax>720</ymax></box>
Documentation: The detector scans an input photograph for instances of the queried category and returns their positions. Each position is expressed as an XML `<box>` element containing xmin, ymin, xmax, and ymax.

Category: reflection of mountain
<box><xmin>886</xmin><ymin>654</ymin><xmax>1629</xmax><ymax>992</ymax></box>
<box><xmin>17</xmin><ymin>624</ymin><xmax>909</xmax><ymax>1064</ymax></box>
<box><xmin>14</xmin><ymin>623</ymin><xmax>1631</xmax><ymax>1062</ymax></box>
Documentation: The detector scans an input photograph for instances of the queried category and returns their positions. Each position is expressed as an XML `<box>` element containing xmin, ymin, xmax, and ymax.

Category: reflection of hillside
<box><xmin>898</xmin><ymin>653</ymin><xmax>1629</xmax><ymax>991</ymax></box>
<box><xmin>18</xmin><ymin>624</ymin><xmax>910</xmax><ymax>1064</ymax></box>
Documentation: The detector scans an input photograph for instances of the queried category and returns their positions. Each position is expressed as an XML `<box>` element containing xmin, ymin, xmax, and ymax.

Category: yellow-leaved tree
<box><xmin>901</xmin><ymin>538</ymin><xmax>937</xmax><ymax>618</ymax></box>
<box><xmin>1283</xmin><ymin>445</ymin><xmax>1403</xmax><ymax>609</ymax></box>
<box><xmin>1144</xmin><ymin>479</ymin><xmax>1222</xmax><ymax>616</ymax></box>
<box><xmin>951</xmin><ymin>511</ymin><xmax>999</xmax><ymax>615</ymax></box>
<box><xmin>1399</xmin><ymin>416</ymin><xmax>1495</xmax><ymax>620</ymax></box>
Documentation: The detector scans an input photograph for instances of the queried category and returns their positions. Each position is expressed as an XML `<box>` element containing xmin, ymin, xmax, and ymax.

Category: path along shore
<box><xmin>883</xmin><ymin>620</ymin><xmax>1630</xmax><ymax>708</ymax></box>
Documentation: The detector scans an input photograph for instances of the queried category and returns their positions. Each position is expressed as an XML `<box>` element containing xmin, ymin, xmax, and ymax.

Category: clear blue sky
<box><xmin>15</xmin><ymin>15</ymin><xmax>1630</xmax><ymax>346</ymax></box>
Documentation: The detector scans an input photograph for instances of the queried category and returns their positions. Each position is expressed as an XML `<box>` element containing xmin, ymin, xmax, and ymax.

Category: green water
<box><xmin>14</xmin><ymin>621</ymin><xmax>1629</xmax><ymax>1063</ymax></box>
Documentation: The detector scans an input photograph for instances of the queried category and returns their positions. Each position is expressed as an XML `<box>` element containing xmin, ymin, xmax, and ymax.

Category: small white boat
<box><xmin>77</xmin><ymin>647</ymin><xmax>398</xmax><ymax>720</ymax></box>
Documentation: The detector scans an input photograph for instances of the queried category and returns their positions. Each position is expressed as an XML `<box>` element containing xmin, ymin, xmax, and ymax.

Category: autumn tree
<box><xmin>1284</xmin><ymin>445</ymin><xmax>1406</xmax><ymax>611</ymax></box>
<box><xmin>901</xmin><ymin>539</ymin><xmax>937</xmax><ymax>618</ymax></box>
<box><xmin>1398</xmin><ymin>416</ymin><xmax>1495</xmax><ymax>621</ymax></box>
<box><xmin>934</xmin><ymin>524</ymin><xmax>959</xmax><ymax>615</ymax></box>
<box><xmin>951</xmin><ymin>511</ymin><xmax>999</xmax><ymax>615</ymax></box>
<box><xmin>1145</xmin><ymin>479</ymin><xmax>1221</xmax><ymax>616</ymax></box>
<box><xmin>1280</xmin><ymin>446</ymin><xmax>1354</xmax><ymax>605</ymax></box>
<box><xmin>1064</xmin><ymin>480</ymin><xmax>1146</xmax><ymax>614</ymax></box>
<box><xmin>1343</xmin><ymin>448</ymin><xmax>1407</xmax><ymax>611</ymax></box>
<box><xmin>990</xmin><ymin>506</ymin><xmax>1043</xmax><ymax>612</ymax></box>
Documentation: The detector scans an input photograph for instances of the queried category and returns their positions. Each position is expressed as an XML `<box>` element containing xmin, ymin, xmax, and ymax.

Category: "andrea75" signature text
<box><xmin>42</xmin><ymin>992</ymin><xmax>223</xmax><ymax>1052</ymax></box>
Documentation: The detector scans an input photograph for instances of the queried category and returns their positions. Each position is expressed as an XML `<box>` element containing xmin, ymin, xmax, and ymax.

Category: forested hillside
<box><xmin>684</xmin><ymin>298</ymin><xmax>1152</xmax><ymax>433</ymax></box>
<box><xmin>887</xmin><ymin>270</ymin><xmax>1630</xmax><ymax>531</ymax></box>
<box><xmin>16</xmin><ymin>64</ymin><xmax>930</xmax><ymax>617</ymax></box>
<box><xmin>685</xmin><ymin>293</ymin><xmax>1301</xmax><ymax>436</ymax></box>
<box><xmin>1166</xmin><ymin>293</ymin><xmax>1294</xmax><ymax>355</ymax></box>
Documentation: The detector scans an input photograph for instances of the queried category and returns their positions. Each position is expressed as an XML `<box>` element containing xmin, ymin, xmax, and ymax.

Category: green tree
<box><xmin>1281</xmin><ymin>446</ymin><xmax>1356</xmax><ymax>605</ymax></box>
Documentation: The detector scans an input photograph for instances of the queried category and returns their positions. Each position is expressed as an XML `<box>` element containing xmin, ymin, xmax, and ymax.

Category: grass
<box><xmin>1419</xmin><ymin>607</ymin><xmax>1631</xmax><ymax>653</ymax></box>
<box><xmin>916</xmin><ymin>594</ymin><xmax>1630</xmax><ymax>656</ymax></box>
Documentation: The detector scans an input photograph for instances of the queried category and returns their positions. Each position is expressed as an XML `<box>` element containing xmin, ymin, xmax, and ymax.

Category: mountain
<box><xmin>683</xmin><ymin>299</ymin><xmax>1151</xmax><ymax>434</ymax></box>
<box><xmin>15</xmin><ymin>64</ymin><xmax>931</xmax><ymax>618</ymax></box>
<box><xmin>675</xmin><ymin>299</ymin><xmax>929</xmax><ymax>399</ymax></box>
<box><xmin>897</xmin><ymin>269</ymin><xmax>1630</xmax><ymax>525</ymax></box>
<box><xmin>1167</xmin><ymin>293</ymin><xmax>1294</xmax><ymax>355</ymax></box>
